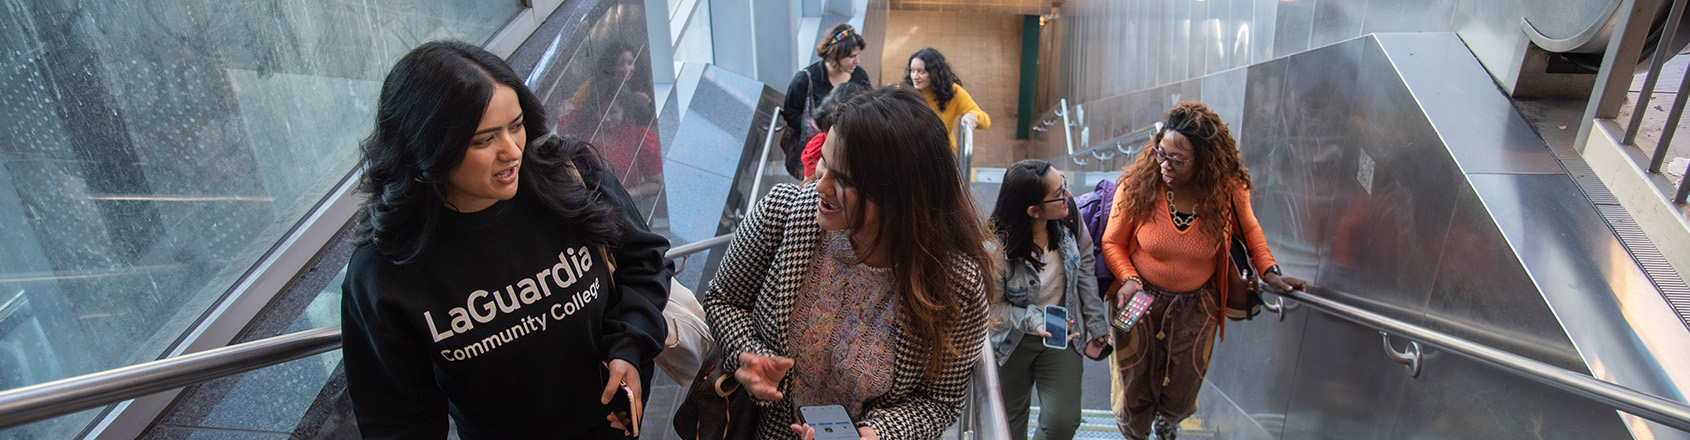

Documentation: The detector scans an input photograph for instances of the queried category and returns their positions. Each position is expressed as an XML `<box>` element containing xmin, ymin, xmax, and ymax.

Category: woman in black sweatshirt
<box><xmin>341</xmin><ymin>40</ymin><xmax>672</xmax><ymax>439</ymax></box>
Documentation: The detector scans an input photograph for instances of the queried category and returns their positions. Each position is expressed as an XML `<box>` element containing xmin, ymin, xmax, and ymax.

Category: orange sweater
<box><xmin>1101</xmin><ymin>182</ymin><xmax>1276</xmax><ymax>333</ymax></box>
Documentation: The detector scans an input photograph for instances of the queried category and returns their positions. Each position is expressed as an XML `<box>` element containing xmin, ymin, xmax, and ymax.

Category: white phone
<box><xmin>799</xmin><ymin>405</ymin><xmax>861</xmax><ymax>440</ymax></box>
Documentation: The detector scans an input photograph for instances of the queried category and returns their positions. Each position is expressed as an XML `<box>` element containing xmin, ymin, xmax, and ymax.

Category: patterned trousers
<box><xmin>1108</xmin><ymin>282</ymin><xmax>1219</xmax><ymax>440</ymax></box>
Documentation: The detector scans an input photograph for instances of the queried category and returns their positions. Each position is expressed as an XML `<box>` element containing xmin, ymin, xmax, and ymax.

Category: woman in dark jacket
<box><xmin>340</xmin><ymin>40</ymin><xmax>672</xmax><ymax>439</ymax></box>
<box><xmin>780</xmin><ymin>23</ymin><xmax>872</xmax><ymax>177</ymax></box>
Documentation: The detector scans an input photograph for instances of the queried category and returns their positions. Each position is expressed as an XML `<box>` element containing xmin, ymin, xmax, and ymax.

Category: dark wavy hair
<box><xmin>812</xmin><ymin>81</ymin><xmax>868</xmax><ymax>133</ymax></box>
<box><xmin>356</xmin><ymin>40</ymin><xmax>622</xmax><ymax>263</ymax></box>
<box><xmin>902</xmin><ymin>48</ymin><xmax>962</xmax><ymax>112</ymax></box>
<box><xmin>830</xmin><ymin>86</ymin><xmax>994</xmax><ymax>380</ymax></box>
<box><xmin>815</xmin><ymin>23</ymin><xmax>866</xmax><ymax>65</ymax></box>
<box><xmin>989</xmin><ymin>160</ymin><xmax>1079</xmax><ymax>272</ymax></box>
<box><xmin>1117</xmin><ymin>101</ymin><xmax>1252</xmax><ymax>241</ymax></box>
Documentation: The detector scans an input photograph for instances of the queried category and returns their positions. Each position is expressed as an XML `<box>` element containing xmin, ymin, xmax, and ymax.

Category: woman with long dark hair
<box><xmin>987</xmin><ymin>160</ymin><xmax>1110</xmax><ymax>440</ymax></box>
<box><xmin>704</xmin><ymin>86</ymin><xmax>992</xmax><ymax>440</ymax></box>
<box><xmin>781</xmin><ymin>23</ymin><xmax>872</xmax><ymax>177</ymax></box>
<box><xmin>903</xmin><ymin>47</ymin><xmax>989</xmax><ymax>149</ymax></box>
<box><xmin>341</xmin><ymin>40</ymin><xmax>672</xmax><ymax>439</ymax></box>
<box><xmin>1100</xmin><ymin>102</ymin><xmax>1305</xmax><ymax>440</ymax></box>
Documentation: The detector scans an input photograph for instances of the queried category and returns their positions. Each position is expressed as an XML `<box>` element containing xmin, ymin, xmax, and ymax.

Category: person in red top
<box><xmin>800</xmin><ymin>82</ymin><xmax>867</xmax><ymax>179</ymax></box>
<box><xmin>1099</xmin><ymin>102</ymin><xmax>1306</xmax><ymax>440</ymax></box>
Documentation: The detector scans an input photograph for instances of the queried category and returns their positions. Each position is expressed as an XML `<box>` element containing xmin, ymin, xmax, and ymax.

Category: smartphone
<box><xmin>1043</xmin><ymin>305</ymin><xmax>1070</xmax><ymax>349</ymax></box>
<box><xmin>600</xmin><ymin>362</ymin><xmax>641</xmax><ymax>435</ymax></box>
<box><xmin>799</xmin><ymin>405</ymin><xmax>860</xmax><ymax>440</ymax></box>
<box><xmin>1112</xmin><ymin>290</ymin><xmax>1155</xmax><ymax>331</ymax></box>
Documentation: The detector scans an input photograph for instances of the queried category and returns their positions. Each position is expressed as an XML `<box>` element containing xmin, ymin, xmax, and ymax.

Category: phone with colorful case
<box><xmin>1112</xmin><ymin>290</ymin><xmax>1155</xmax><ymax>331</ymax></box>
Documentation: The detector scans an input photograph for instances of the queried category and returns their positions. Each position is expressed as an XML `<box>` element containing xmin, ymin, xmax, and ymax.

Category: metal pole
<box><xmin>1652</xmin><ymin>64</ymin><xmax>1690</xmax><ymax>173</ymax></box>
<box><xmin>749</xmin><ymin>107</ymin><xmax>781</xmax><ymax>204</ymax></box>
<box><xmin>1675</xmin><ymin>171</ymin><xmax>1690</xmax><ymax>203</ymax></box>
<box><xmin>1627</xmin><ymin>0</ymin><xmax>1687</xmax><ymax>144</ymax></box>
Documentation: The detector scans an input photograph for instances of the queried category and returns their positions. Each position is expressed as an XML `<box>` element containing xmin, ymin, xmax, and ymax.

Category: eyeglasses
<box><xmin>1153</xmin><ymin>146</ymin><xmax>1192</xmax><ymax>169</ymax></box>
<box><xmin>1041</xmin><ymin>177</ymin><xmax>1070</xmax><ymax>204</ymax></box>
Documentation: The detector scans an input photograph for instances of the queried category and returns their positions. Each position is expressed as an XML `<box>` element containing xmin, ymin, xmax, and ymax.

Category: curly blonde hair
<box><xmin>1117</xmin><ymin>101</ymin><xmax>1253</xmax><ymax>241</ymax></box>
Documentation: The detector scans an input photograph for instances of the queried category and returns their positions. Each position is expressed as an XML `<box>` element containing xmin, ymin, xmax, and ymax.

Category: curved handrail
<box><xmin>957</xmin><ymin>336</ymin><xmax>1013</xmax><ymax>440</ymax></box>
<box><xmin>1519</xmin><ymin>0</ymin><xmax>1624</xmax><ymax>53</ymax></box>
<box><xmin>0</xmin><ymin>234</ymin><xmax>738</xmax><ymax>430</ymax></box>
<box><xmin>1273</xmin><ymin>286</ymin><xmax>1690</xmax><ymax>433</ymax></box>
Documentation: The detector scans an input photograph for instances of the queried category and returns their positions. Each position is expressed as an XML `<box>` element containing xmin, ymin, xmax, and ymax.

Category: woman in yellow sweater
<box><xmin>904</xmin><ymin>48</ymin><xmax>989</xmax><ymax>149</ymax></box>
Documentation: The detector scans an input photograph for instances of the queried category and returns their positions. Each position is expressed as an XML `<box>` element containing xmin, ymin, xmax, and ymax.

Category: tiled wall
<box><xmin>880</xmin><ymin>10</ymin><xmax>1029</xmax><ymax>169</ymax></box>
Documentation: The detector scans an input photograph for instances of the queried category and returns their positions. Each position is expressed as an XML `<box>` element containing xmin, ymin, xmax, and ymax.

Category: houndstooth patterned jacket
<box><xmin>702</xmin><ymin>183</ymin><xmax>988</xmax><ymax>440</ymax></box>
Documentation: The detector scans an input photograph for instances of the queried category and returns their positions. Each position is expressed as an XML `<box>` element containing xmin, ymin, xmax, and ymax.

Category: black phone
<box><xmin>601</xmin><ymin>363</ymin><xmax>640</xmax><ymax>435</ymax></box>
<box><xmin>1043</xmin><ymin>305</ymin><xmax>1069</xmax><ymax>349</ymax></box>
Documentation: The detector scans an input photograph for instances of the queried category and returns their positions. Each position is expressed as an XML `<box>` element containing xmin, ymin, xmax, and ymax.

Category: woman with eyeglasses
<box><xmin>1099</xmin><ymin>102</ymin><xmax>1306</xmax><ymax>440</ymax></box>
<box><xmin>987</xmin><ymin>160</ymin><xmax>1111</xmax><ymax>440</ymax></box>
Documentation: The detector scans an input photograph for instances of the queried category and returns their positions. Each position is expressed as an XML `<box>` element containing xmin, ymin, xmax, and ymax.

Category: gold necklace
<box><xmin>1167</xmin><ymin>187</ymin><xmax>1196</xmax><ymax>230</ymax></box>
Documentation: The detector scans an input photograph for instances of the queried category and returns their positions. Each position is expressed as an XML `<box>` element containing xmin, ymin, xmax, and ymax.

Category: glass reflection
<box><xmin>0</xmin><ymin>1</ymin><xmax>519</xmax><ymax>437</ymax></box>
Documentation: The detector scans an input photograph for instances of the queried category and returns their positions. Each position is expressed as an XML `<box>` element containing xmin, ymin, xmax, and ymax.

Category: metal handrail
<box><xmin>1274</xmin><ymin>286</ymin><xmax>1690</xmax><ymax>432</ymax></box>
<box><xmin>957</xmin><ymin>114</ymin><xmax>975</xmax><ymax>180</ymax></box>
<box><xmin>956</xmin><ymin>336</ymin><xmax>1012</xmax><ymax>440</ymax></box>
<box><xmin>749</xmin><ymin>106</ymin><xmax>782</xmax><ymax>204</ymax></box>
<box><xmin>0</xmin><ymin>234</ymin><xmax>738</xmax><ymax>430</ymax></box>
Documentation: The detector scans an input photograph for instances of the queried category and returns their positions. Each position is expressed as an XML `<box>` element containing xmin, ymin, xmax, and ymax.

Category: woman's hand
<box><xmin>790</xmin><ymin>424</ymin><xmax>878</xmax><ymax>440</ymax></box>
<box><xmin>1112</xmin><ymin>279</ymin><xmax>1145</xmax><ymax>309</ymax></box>
<box><xmin>961</xmin><ymin>112</ymin><xmax>979</xmax><ymax>130</ymax></box>
<box><xmin>601</xmin><ymin>359</ymin><xmax>642</xmax><ymax>436</ymax></box>
<box><xmin>735</xmin><ymin>352</ymin><xmax>795</xmax><ymax>401</ymax></box>
<box><xmin>1262</xmin><ymin>273</ymin><xmax>1307</xmax><ymax>292</ymax></box>
<box><xmin>1084</xmin><ymin>337</ymin><xmax>1111</xmax><ymax>358</ymax></box>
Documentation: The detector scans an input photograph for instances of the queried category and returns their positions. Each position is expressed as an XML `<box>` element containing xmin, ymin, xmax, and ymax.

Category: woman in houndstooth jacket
<box><xmin>703</xmin><ymin>86</ymin><xmax>995</xmax><ymax>440</ymax></box>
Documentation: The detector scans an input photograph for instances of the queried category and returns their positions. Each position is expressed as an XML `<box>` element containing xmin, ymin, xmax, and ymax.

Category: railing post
<box><xmin>1576</xmin><ymin>0</ymin><xmax>1668</xmax><ymax>154</ymax></box>
<box><xmin>1626</xmin><ymin>0</ymin><xmax>1687</xmax><ymax>145</ymax></box>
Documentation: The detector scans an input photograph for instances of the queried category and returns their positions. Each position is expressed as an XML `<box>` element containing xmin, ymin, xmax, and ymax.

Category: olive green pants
<box><xmin>999</xmin><ymin>334</ymin><xmax>1085</xmax><ymax>440</ymax></box>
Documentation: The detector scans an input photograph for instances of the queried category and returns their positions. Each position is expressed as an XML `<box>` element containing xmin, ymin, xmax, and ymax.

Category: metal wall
<box><xmin>1175</xmin><ymin>33</ymin><xmax>1690</xmax><ymax>440</ymax></box>
<box><xmin>1051</xmin><ymin>0</ymin><xmax>1547</xmax><ymax>138</ymax></box>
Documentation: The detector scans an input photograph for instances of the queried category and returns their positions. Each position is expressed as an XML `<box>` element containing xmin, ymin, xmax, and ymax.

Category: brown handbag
<box><xmin>1225</xmin><ymin>194</ymin><xmax>1262</xmax><ymax>321</ymax></box>
<box><xmin>672</xmin><ymin>354</ymin><xmax>758</xmax><ymax>439</ymax></box>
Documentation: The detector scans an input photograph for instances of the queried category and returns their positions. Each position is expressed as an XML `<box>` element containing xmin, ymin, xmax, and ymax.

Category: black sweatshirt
<box><xmin>341</xmin><ymin>159</ymin><xmax>672</xmax><ymax>439</ymax></box>
<box><xmin>781</xmin><ymin>61</ymin><xmax>872</xmax><ymax>134</ymax></box>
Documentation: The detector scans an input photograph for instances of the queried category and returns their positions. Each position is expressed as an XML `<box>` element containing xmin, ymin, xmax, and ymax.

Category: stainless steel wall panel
<box><xmin>1191</xmin><ymin>0</ymin><xmax>1212</xmax><ymax>78</ymax></box>
<box><xmin>1279</xmin><ymin>311</ymin><xmax>1412</xmax><ymax>440</ymax></box>
<box><xmin>1374</xmin><ymin>33</ymin><xmax>1564</xmax><ymax>175</ymax></box>
<box><xmin>1174</xmin><ymin>0</ymin><xmax>1193</xmax><ymax>85</ymax></box>
<box><xmin>1273</xmin><ymin>0</ymin><xmax>1315</xmax><ymax>59</ymax></box>
<box><xmin>1360</xmin><ymin>0</ymin><xmax>1456</xmax><ymax>34</ymax></box>
<box><xmin>1200</xmin><ymin>66</ymin><xmax>1249</xmax><ymax>130</ymax></box>
<box><xmin>1251</xmin><ymin>0</ymin><xmax>1279</xmax><ymax>64</ymax></box>
<box><xmin>1386</xmin><ymin>344</ymin><xmax>1634</xmax><ymax>440</ymax></box>
<box><xmin>1468</xmin><ymin>173</ymin><xmax>1690</xmax><ymax>440</ymax></box>
<box><xmin>1423</xmin><ymin>182</ymin><xmax>1586</xmax><ymax>372</ymax></box>
<box><xmin>1310</xmin><ymin>0</ymin><xmax>1366</xmax><ymax>49</ymax></box>
<box><xmin>1454</xmin><ymin>0</ymin><xmax>1530</xmax><ymax>88</ymax></box>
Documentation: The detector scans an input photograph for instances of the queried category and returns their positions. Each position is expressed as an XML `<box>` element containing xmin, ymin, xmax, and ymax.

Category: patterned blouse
<box><xmin>787</xmin><ymin>230</ymin><xmax>899</xmax><ymax>418</ymax></box>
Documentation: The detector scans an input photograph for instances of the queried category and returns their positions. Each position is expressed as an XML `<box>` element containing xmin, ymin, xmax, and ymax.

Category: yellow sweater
<box><xmin>920</xmin><ymin>84</ymin><xmax>990</xmax><ymax>149</ymax></box>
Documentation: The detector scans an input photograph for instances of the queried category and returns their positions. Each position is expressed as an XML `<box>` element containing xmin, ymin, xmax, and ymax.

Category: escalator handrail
<box><xmin>957</xmin><ymin>336</ymin><xmax>1013</xmax><ymax>439</ymax></box>
<box><xmin>1276</xmin><ymin>286</ymin><xmax>1690</xmax><ymax>433</ymax></box>
<box><xmin>957</xmin><ymin>114</ymin><xmax>975</xmax><ymax>181</ymax></box>
<box><xmin>0</xmin><ymin>234</ymin><xmax>738</xmax><ymax>430</ymax></box>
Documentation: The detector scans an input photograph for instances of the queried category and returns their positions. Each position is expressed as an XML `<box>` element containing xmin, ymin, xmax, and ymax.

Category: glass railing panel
<box><xmin>0</xmin><ymin>1</ymin><xmax>520</xmax><ymax>437</ymax></box>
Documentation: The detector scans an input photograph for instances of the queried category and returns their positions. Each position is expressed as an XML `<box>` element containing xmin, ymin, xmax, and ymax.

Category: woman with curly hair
<box><xmin>1099</xmin><ymin>102</ymin><xmax>1306</xmax><ymax>440</ymax></box>
<box><xmin>903</xmin><ymin>47</ymin><xmax>990</xmax><ymax>150</ymax></box>
<box><xmin>705</xmin><ymin>86</ymin><xmax>992</xmax><ymax>440</ymax></box>
<box><xmin>340</xmin><ymin>40</ymin><xmax>672</xmax><ymax>439</ymax></box>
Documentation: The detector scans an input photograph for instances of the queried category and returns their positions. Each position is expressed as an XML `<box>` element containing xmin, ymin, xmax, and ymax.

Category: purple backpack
<box><xmin>1074</xmin><ymin>178</ymin><xmax>1117</xmax><ymax>295</ymax></box>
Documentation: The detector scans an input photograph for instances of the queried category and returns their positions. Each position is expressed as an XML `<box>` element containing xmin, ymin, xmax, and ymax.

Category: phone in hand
<box><xmin>1043</xmin><ymin>304</ymin><xmax>1070</xmax><ymax>349</ymax></box>
<box><xmin>1112</xmin><ymin>290</ymin><xmax>1155</xmax><ymax>331</ymax></box>
<box><xmin>799</xmin><ymin>405</ymin><xmax>860</xmax><ymax>440</ymax></box>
